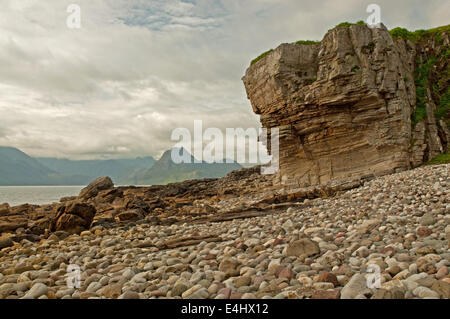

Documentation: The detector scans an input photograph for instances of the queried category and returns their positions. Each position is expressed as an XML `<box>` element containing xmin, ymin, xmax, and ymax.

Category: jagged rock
<box><xmin>28</xmin><ymin>218</ymin><xmax>52</xmax><ymax>235</ymax></box>
<box><xmin>51</xmin><ymin>202</ymin><xmax>96</xmax><ymax>234</ymax></box>
<box><xmin>124</xmin><ymin>196</ymin><xmax>149</xmax><ymax>213</ymax></box>
<box><xmin>243</xmin><ymin>23</ymin><xmax>448</xmax><ymax>189</ymax></box>
<box><xmin>78</xmin><ymin>177</ymin><xmax>114</xmax><ymax>200</ymax></box>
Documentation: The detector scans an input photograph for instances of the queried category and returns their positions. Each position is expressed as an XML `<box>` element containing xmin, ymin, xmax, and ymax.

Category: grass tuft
<box><xmin>251</xmin><ymin>49</ymin><xmax>274</xmax><ymax>65</ymax></box>
<box><xmin>425</xmin><ymin>153</ymin><xmax>450</xmax><ymax>165</ymax></box>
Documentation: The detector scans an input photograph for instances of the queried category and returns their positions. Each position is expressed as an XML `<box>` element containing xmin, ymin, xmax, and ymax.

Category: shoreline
<box><xmin>0</xmin><ymin>164</ymin><xmax>449</xmax><ymax>299</ymax></box>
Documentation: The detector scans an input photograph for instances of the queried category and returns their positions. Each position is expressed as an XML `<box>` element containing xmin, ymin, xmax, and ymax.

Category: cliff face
<box><xmin>243</xmin><ymin>23</ymin><xmax>449</xmax><ymax>190</ymax></box>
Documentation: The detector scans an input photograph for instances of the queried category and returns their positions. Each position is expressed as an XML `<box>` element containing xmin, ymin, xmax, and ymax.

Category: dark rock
<box><xmin>116</xmin><ymin>210</ymin><xmax>143</xmax><ymax>222</ymax></box>
<box><xmin>124</xmin><ymin>196</ymin><xmax>149</xmax><ymax>213</ymax></box>
<box><xmin>28</xmin><ymin>218</ymin><xmax>52</xmax><ymax>235</ymax></box>
<box><xmin>11</xmin><ymin>233</ymin><xmax>41</xmax><ymax>243</ymax></box>
<box><xmin>51</xmin><ymin>202</ymin><xmax>96</xmax><ymax>234</ymax></box>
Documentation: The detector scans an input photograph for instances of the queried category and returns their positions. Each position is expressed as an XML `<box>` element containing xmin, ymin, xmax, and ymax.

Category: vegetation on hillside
<box><xmin>251</xmin><ymin>49</ymin><xmax>274</xmax><ymax>65</ymax></box>
<box><xmin>390</xmin><ymin>24</ymin><xmax>450</xmax><ymax>43</ymax></box>
<box><xmin>328</xmin><ymin>20</ymin><xmax>366</xmax><ymax>32</ymax></box>
<box><xmin>294</xmin><ymin>40</ymin><xmax>320</xmax><ymax>45</ymax></box>
<box><xmin>425</xmin><ymin>152</ymin><xmax>450</xmax><ymax>165</ymax></box>
<box><xmin>404</xmin><ymin>25</ymin><xmax>450</xmax><ymax>126</ymax></box>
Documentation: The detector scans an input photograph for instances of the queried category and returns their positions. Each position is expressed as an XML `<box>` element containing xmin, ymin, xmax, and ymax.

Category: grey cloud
<box><xmin>0</xmin><ymin>0</ymin><xmax>448</xmax><ymax>159</ymax></box>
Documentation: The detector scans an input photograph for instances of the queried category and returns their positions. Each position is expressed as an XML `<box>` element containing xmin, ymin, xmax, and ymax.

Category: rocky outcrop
<box><xmin>0</xmin><ymin>167</ymin><xmax>277</xmax><ymax>239</ymax></box>
<box><xmin>51</xmin><ymin>202</ymin><xmax>96</xmax><ymax>234</ymax></box>
<box><xmin>243</xmin><ymin>23</ymin><xmax>448</xmax><ymax>190</ymax></box>
<box><xmin>78</xmin><ymin>176</ymin><xmax>114</xmax><ymax>200</ymax></box>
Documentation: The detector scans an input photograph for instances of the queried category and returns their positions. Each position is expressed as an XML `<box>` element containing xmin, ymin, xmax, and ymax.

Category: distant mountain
<box><xmin>36</xmin><ymin>156</ymin><xmax>156</xmax><ymax>185</ymax></box>
<box><xmin>0</xmin><ymin>146</ymin><xmax>155</xmax><ymax>186</ymax></box>
<box><xmin>0</xmin><ymin>146</ymin><xmax>242</xmax><ymax>186</ymax></box>
<box><xmin>0</xmin><ymin>146</ymin><xmax>84</xmax><ymax>186</ymax></box>
<box><xmin>135</xmin><ymin>148</ymin><xmax>242</xmax><ymax>185</ymax></box>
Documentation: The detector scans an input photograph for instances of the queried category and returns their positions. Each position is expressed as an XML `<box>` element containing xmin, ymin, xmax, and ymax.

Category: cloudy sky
<box><xmin>0</xmin><ymin>0</ymin><xmax>448</xmax><ymax>160</ymax></box>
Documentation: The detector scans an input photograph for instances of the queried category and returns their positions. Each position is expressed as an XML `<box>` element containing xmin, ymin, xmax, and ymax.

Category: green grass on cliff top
<box><xmin>328</xmin><ymin>20</ymin><xmax>366</xmax><ymax>32</ymax></box>
<box><xmin>250</xmin><ymin>22</ymin><xmax>450</xmax><ymax>66</ymax></box>
<box><xmin>251</xmin><ymin>49</ymin><xmax>274</xmax><ymax>65</ymax></box>
<box><xmin>250</xmin><ymin>40</ymin><xmax>321</xmax><ymax>65</ymax></box>
<box><xmin>390</xmin><ymin>24</ymin><xmax>450</xmax><ymax>42</ymax></box>
<box><xmin>425</xmin><ymin>152</ymin><xmax>450</xmax><ymax>165</ymax></box>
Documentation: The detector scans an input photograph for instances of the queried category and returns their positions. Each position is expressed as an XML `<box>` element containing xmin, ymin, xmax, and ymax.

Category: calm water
<box><xmin>0</xmin><ymin>186</ymin><xmax>85</xmax><ymax>206</ymax></box>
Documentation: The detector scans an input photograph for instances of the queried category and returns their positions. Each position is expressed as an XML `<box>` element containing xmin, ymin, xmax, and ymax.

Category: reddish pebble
<box><xmin>417</xmin><ymin>227</ymin><xmax>432</xmax><ymax>237</ymax></box>
<box><xmin>436</xmin><ymin>266</ymin><xmax>448</xmax><ymax>279</ymax></box>
<box><xmin>318</xmin><ymin>271</ymin><xmax>339</xmax><ymax>287</ymax></box>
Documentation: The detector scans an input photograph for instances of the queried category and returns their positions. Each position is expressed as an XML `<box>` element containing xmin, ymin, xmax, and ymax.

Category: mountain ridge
<box><xmin>135</xmin><ymin>147</ymin><xmax>243</xmax><ymax>185</ymax></box>
<box><xmin>0</xmin><ymin>146</ymin><xmax>242</xmax><ymax>186</ymax></box>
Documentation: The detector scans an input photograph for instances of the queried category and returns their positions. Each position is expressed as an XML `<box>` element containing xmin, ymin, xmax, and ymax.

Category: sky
<box><xmin>0</xmin><ymin>0</ymin><xmax>448</xmax><ymax>160</ymax></box>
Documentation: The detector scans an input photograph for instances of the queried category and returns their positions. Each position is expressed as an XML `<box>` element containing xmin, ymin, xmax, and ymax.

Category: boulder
<box><xmin>78</xmin><ymin>177</ymin><xmax>114</xmax><ymax>200</ymax></box>
<box><xmin>51</xmin><ymin>202</ymin><xmax>96</xmax><ymax>234</ymax></box>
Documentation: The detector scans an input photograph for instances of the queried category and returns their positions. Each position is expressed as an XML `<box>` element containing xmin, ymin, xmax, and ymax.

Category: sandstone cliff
<box><xmin>243</xmin><ymin>23</ymin><xmax>449</xmax><ymax>190</ymax></box>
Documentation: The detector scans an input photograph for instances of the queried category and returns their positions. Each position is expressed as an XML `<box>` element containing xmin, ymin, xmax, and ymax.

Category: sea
<box><xmin>0</xmin><ymin>186</ymin><xmax>85</xmax><ymax>206</ymax></box>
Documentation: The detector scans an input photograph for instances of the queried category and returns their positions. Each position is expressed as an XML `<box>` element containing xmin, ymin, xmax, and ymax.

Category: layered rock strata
<box><xmin>243</xmin><ymin>24</ymin><xmax>449</xmax><ymax>190</ymax></box>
